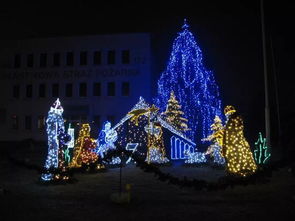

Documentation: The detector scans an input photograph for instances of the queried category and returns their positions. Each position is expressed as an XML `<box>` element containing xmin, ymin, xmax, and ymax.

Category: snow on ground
<box><xmin>0</xmin><ymin>144</ymin><xmax>295</xmax><ymax>221</ymax></box>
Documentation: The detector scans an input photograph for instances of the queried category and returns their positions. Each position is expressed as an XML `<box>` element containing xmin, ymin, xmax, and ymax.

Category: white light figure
<box><xmin>184</xmin><ymin>149</ymin><xmax>207</xmax><ymax>164</ymax></box>
<box><xmin>96</xmin><ymin>121</ymin><xmax>121</xmax><ymax>164</ymax></box>
<box><xmin>67</xmin><ymin>124</ymin><xmax>75</xmax><ymax>148</ymax></box>
<box><xmin>125</xmin><ymin>143</ymin><xmax>138</xmax><ymax>164</ymax></box>
<box><xmin>41</xmin><ymin>98</ymin><xmax>65</xmax><ymax>181</ymax></box>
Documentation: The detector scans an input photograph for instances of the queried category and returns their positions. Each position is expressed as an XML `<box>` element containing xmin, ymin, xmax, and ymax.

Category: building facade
<box><xmin>0</xmin><ymin>33</ymin><xmax>152</xmax><ymax>141</ymax></box>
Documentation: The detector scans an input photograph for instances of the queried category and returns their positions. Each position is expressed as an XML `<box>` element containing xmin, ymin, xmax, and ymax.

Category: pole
<box><xmin>260</xmin><ymin>0</ymin><xmax>271</xmax><ymax>150</ymax></box>
<box><xmin>270</xmin><ymin>37</ymin><xmax>281</xmax><ymax>149</ymax></box>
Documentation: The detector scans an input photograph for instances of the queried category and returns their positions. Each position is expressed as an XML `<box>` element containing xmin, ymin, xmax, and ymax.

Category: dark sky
<box><xmin>1</xmin><ymin>0</ymin><xmax>294</xmax><ymax>143</ymax></box>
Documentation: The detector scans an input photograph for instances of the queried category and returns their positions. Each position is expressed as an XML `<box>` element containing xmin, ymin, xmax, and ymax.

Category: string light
<box><xmin>203</xmin><ymin>116</ymin><xmax>225</xmax><ymax>165</ymax></box>
<box><xmin>155</xmin><ymin>19</ymin><xmax>222</xmax><ymax>142</ymax></box>
<box><xmin>145</xmin><ymin>122</ymin><xmax>169</xmax><ymax>164</ymax></box>
<box><xmin>223</xmin><ymin>106</ymin><xmax>257</xmax><ymax>176</ymax></box>
<box><xmin>162</xmin><ymin>91</ymin><xmax>189</xmax><ymax>132</ymax></box>
<box><xmin>96</xmin><ymin>121</ymin><xmax>121</xmax><ymax>165</ymax></box>
<box><xmin>70</xmin><ymin>124</ymin><xmax>97</xmax><ymax>168</ymax></box>
<box><xmin>254</xmin><ymin>132</ymin><xmax>271</xmax><ymax>164</ymax></box>
<box><xmin>41</xmin><ymin>98</ymin><xmax>66</xmax><ymax>181</ymax></box>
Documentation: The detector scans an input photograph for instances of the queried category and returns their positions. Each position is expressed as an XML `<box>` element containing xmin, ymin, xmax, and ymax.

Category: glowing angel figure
<box><xmin>41</xmin><ymin>98</ymin><xmax>65</xmax><ymax>181</ymax></box>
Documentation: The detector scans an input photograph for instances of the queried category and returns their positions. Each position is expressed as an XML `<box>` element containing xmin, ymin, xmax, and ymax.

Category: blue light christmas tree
<box><xmin>155</xmin><ymin>19</ymin><xmax>222</xmax><ymax>143</ymax></box>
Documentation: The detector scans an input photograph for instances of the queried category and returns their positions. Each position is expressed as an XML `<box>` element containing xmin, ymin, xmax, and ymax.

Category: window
<box><xmin>122</xmin><ymin>82</ymin><xmax>130</xmax><ymax>96</ymax></box>
<box><xmin>13</xmin><ymin>85</ymin><xmax>20</xmax><ymax>98</ymax></box>
<box><xmin>12</xmin><ymin>115</ymin><xmax>18</xmax><ymax>129</ymax></box>
<box><xmin>93</xmin><ymin>115</ymin><xmax>100</xmax><ymax>128</ymax></box>
<box><xmin>93</xmin><ymin>51</ymin><xmax>101</xmax><ymax>65</ymax></box>
<box><xmin>53</xmin><ymin>53</ymin><xmax>60</xmax><ymax>66</ymax></box>
<box><xmin>52</xmin><ymin>84</ymin><xmax>59</xmax><ymax>97</ymax></box>
<box><xmin>25</xmin><ymin>116</ymin><xmax>32</xmax><ymax>130</ymax></box>
<box><xmin>14</xmin><ymin>54</ymin><xmax>21</xmax><ymax>68</ymax></box>
<box><xmin>65</xmin><ymin>83</ymin><xmax>73</xmax><ymax>97</ymax></box>
<box><xmin>107</xmin><ymin>82</ymin><xmax>115</xmax><ymax>96</ymax></box>
<box><xmin>93</xmin><ymin>82</ymin><xmax>101</xmax><ymax>96</ymax></box>
<box><xmin>107</xmin><ymin>50</ymin><xmax>115</xmax><ymax>64</ymax></box>
<box><xmin>122</xmin><ymin>50</ymin><xmax>130</xmax><ymax>64</ymax></box>
<box><xmin>0</xmin><ymin>109</ymin><xmax>6</xmax><ymax>124</ymax></box>
<box><xmin>27</xmin><ymin>54</ymin><xmax>34</xmax><ymax>67</ymax></box>
<box><xmin>66</xmin><ymin>52</ymin><xmax>74</xmax><ymax>66</ymax></box>
<box><xmin>80</xmin><ymin>51</ymin><xmax>87</xmax><ymax>65</ymax></box>
<box><xmin>40</xmin><ymin>53</ymin><xmax>47</xmax><ymax>67</ymax></box>
<box><xmin>26</xmin><ymin>85</ymin><xmax>33</xmax><ymax>98</ymax></box>
<box><xmin>79</xmin><ymin>83</ymin><xmax>87</xmax><ymax>97</ymax></box>
<box><xmin>39</xmin><ymin>84</ymin><xmax>46</xmax><ymax>98</ymax></box>
<box><xmin>37</xmin><ymin>116</ymin><xmax>45</xmax><ymax>130</ymax></box>
<box><xmin>107</xmin><ymin>115</ymin><xmax>115</xmax><ymax>126</ymax></box>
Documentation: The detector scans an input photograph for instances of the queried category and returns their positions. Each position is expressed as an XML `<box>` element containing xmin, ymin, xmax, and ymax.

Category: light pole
<box><xmin>260</xmin><ymin>0</ymin><xmax>271</xmax><ymax>151</ymax></box>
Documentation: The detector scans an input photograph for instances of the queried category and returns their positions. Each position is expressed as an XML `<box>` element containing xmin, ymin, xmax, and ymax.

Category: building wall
<box><xmin>0</xmin><ymin>33</ymin><xmax>152</xmax><ymax>141</ymax></box>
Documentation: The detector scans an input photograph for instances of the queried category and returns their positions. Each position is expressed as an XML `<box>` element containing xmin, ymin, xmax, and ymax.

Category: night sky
<box><xmin>1</xmin><ymin>0</ymin><xmax>294</xmax><ymax>145</ymax></box>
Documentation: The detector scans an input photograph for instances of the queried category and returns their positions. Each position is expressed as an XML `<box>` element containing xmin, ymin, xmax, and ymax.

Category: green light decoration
<box><xmin>254</xmin><ymin>132</ymin><xmax>271</xmax><ymax>164</ymax></box>
<box><xmin>63</xmin><ymin>148</ymin><xmax>71</xmax><ymax>164</ymax></box>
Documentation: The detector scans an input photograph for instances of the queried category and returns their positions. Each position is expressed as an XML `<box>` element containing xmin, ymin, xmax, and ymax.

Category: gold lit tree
<box><xmin>222</xmin><ymin>106</ymin><xmax>257</xmax><ymax>176</ymax></box>
<box><xmin>162</xmin><ymin>91</ymin><xmax>189</xmax><ymax>132</ymax></box>
<box><xmin>202</xmin><ymin>116</ymin><xmax>225</xmax><ymax>165</ymax></box>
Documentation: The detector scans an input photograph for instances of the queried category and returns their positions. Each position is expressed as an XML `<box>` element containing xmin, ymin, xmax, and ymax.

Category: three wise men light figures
<box><xmin>41</xmin><ymin>98</ymin><xmax>71</xmax><ymax>181</ymax></box>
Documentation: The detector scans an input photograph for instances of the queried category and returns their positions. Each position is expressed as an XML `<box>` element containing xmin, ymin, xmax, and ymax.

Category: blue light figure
<box><xmin>155</xmin><ymin>19</ymin><xmax>222</xmax><ymax>143</ymax></box>
<box><xmin>96</xmin><ymin>121</ymin><xmax>119</xmax><ymax>163</ymax></box>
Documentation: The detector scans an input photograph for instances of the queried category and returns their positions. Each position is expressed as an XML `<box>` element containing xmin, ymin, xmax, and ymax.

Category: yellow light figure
<box><xmin>146</xmin><ymin>122</ymin><xmax>168</xmax><ymax>164</ymax></box>
<box><xmin>70</xmin><ymin>124</ymin><xmax>97</xmax><ymax>168</ymax></box>
<box><xmin>222</xmin><ymin>106</ymin><xmax>257</xmax><ymax>177</ymax></box>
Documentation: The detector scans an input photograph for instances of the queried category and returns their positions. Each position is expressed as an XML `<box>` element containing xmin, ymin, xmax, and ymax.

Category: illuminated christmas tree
<box><xmin>70</xmin><ymin>124</ymin><xmax>97</xmax><ymax>168</ymax></box>
<box><xmin>162</xmin><ymin>91</ymin><xmax>189</xmax><ymax>132</ymax></box>
<box><xmin>203</xmin><ymin>116</ymin><xmax>225</xmax><ymax>165</ymax></box>
<box><xmin>222</xmin><ymin>106</ymin><xmax>257</xmax><ymax>176</ymax></box>
<box><xmin>41</xmin><ymin>98</ymin><xmax>66</xmax><ymax>181</ymax></box>
<box><xmin>155</xmin><ymin>19</ymin><xmax>222</xmax><ymax>141</ymax></box>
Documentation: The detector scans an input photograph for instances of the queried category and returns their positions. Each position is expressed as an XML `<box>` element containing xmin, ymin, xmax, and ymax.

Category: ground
<box><xmin>0</xmin><ymin>143</ymin><xmax>295</xmax><ymax>221</ymax></box>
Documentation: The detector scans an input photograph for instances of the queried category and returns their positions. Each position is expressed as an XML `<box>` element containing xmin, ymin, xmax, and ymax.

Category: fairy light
<box><xmin>223</xmin><ymin>106</ymin><xmax>257</xmax><ymax>176</ymax></box>
<box><xmin>184</xmin><ymin>150</ymin><xmax>207</xmax><ymax>164</ymax></box>
<box><xmin>155</xmin><ymin>19</ymin><xmax>222</xmax><ymax>142</ymax></box>
<box><xmin>254</xmin><ymin>132</ymin><xmax>271</xmax><ymax>164</ymax></box>
<box><xmin>70</xmin><ymin>124</ymin><xmax>97</xmax><ymax>168</ymax></box>
<box><xmin>96</xmin><ymin>121</ymin><xmax>121</xmax><ymax>165</ymax></box>
<box><xmin>203</xmin><ymin>116</ymin><xmax>225</xmax><ymax>165</ymax></box>
<box><xmin>145</xmin><ymin>122</ymin><xmax>169</xmax><ymax>164</ymax></box>
<box><xmin>41</xmin><ymin>98</ymin><xmax>65</xmax><ymax>181</ymax></box>
<box><xmin>162</xmin><ymin>91</ymin><xmax>189</xmax><ymax>132</ymax></box>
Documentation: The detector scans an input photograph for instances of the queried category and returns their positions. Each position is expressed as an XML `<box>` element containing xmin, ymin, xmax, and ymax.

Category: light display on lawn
<box><xmin>254</xmin><ymin>132</ymin><xmax>271</xmax><ymax>164</ymax></box>
<box><xmin>155</xmin><ymin>19</ymin><xmax>222</xmax><ymax>141</ymax></box>
<box><xmin>41</xmin><ymin>98</ymin><xmax>66</xmax><ymax>181</ymax></box>
<box><xmin>203</xmin><ymin>116</ymin><xmax>225</xmax><ymax>165</ymax></box>
<box><xmin>145</xmin><ymin>121</ymin><xmax>169</xmax><ymax>164</ymax></box>
<box><xmin>222</xmin><ymin>106</ymin><xmax>257</xmax><ymax>176</ymax></box>
<box><xmin>184</xmin><ymin>150</ymin><xmax>207</xmax><ymax>164</ymax></box>
<box><xmin>96</xmin><ymin>121</ymin><xmax>121</xmax><ymax>165</ymax></box>
<box><xmin>70</xmin><ymin>124</ymin><xmax>97</xmax><ymax>168</ymax></box>
<box><xmin>162</xmin><ymin>91</ymin><xmax>189</xmax><ymax>132</ymax></box>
